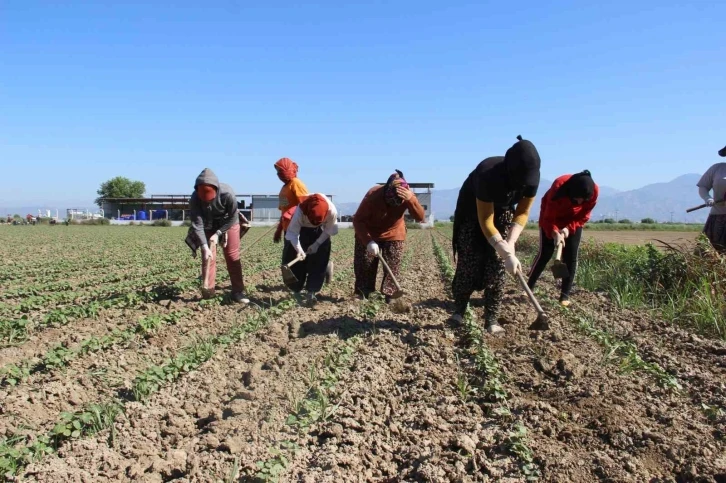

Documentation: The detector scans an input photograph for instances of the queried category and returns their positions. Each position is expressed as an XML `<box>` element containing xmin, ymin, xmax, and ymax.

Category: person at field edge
<box><xmin>188</xmin><ymin>168</ymin><xmax>249</xmax><ymax>304</ymax></box>
<box><xmin>352</xmin><ymin>170</ymin><xmax>426</xmax><ymax>301</ymax></box>
<box><xmin>451</xmin><ymin>135</ymin><xmax>541</xmax><ymax>334</ymax></box>
<box><xmin>696</xmin><ymin>146</ymin><xmax>726</xmax><ymax>253</ymax></box>
<box><xmin>284</xmin><ymin>193</ymin><xmax>339</xmax><ymax>306</ymax></box>
<box><xmin>273</xmin><ymin>158</ymin><xmax>309</xmax><ymax>243</ymax></box>
<box><xmin>527</xmin><ymin>170</ymin><xmax>599</xmax><ymax>306</ymax></box>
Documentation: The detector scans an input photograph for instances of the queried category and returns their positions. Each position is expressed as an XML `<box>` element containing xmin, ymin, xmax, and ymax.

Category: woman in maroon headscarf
<box><xmin>352</xmin><ymin>170</ymin><xmax>426</xmax><ymax>302</ymax></box>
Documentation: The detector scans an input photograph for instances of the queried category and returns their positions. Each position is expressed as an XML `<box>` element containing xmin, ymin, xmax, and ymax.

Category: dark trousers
<box><xmin>527</xmin><ymin>226</ymin><xmax>582</xmax><ymax>298</ymax></box>
<box><xmin>282</xmin><ymin>226</ymin><xmax>331</xmax><ymax>293</ymax></box>
<box><xmin>451</xmin><ymin>210</ymin><xmax>512</xmax><ymax>323</ymax></box>
<box><xmin>353</xmin><ymin>239</ymin><xmax>405</xmax><ymax>297</ymax></box>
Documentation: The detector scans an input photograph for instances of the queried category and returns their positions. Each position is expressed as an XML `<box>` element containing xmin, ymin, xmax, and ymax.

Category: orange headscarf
<box><xmin>274</xmin><ymin>158</ymin><xmax>299</xmax><ymax>184</ymax></box>
<box><xmin>299</xmin><ymin>194</ymin><xmax>328</xmax><ymax>225</ymax></box>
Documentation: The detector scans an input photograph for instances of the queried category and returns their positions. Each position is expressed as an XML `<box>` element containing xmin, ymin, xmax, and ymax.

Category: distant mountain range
<box><xmin>2</xmin><ymin>174</ymin><xmax>711</xmax><ymax>224</ymax></box>
<box><xmin>338</xmin><ymin>174</ymin><xmax>711</xmax><ymax>224</ymax></box>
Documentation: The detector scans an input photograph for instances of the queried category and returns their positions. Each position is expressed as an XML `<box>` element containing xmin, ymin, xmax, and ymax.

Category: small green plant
<box><xmin>504</xmin><ymin>424</ymin><xmax>540</xmax><ymax>481</ymax></box>
<box><xmin>358</xmin><ymin>292</ymin><xmax>385</xmax><ymax>321</ymax></box>
<box><xmin>50</xmin><ymin>401</ymin><xmax>123</xmax><ymax>445</ymax></box>
<box><xmin>255</xmin><ymin>442</ymin><xmax>298</xmax><ymax>482</ymax></box>
<box><xmin>42</xmin><ymin>344</ymin><xmax>76</xmax><ymax>369</ymax></box>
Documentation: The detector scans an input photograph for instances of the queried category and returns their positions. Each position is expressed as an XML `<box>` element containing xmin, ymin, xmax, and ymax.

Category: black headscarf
<box><xmin>719</xmin><ymin>145</ymin><xmax>726</xmax><ymax>157</ymax></box>
<box><xmin>553</xmin><ymin>170</ymin><xmax>595</xmax><ymax>202</ymax></box>
<box><xmin>504</xmin><ymin>135</ymin><xmax>541</xmax><ymax>193</ymax></box>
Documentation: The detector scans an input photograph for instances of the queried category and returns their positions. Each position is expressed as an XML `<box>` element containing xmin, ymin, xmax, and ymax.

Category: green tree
<box><xmin>619</xmin><ymin>218</ymin><xmax>632</xmax><ymax>224</ymax></box>
<box><xmin>95</xmin><ymin>177</ymin><xmax>146</xmax><ymax>206</ymax></box>
<box><xmin>641</xmin><ymin>218</ymin><xmax>656</xmax><ymax>224</ymax></box>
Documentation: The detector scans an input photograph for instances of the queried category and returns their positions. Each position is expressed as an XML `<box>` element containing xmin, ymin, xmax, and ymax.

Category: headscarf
<box><xmin>196</xmin><ymin>184</ymin><xmax>217</xmax><ymax>203</ymax></box>
<box><xmin>719</xmin><ymin>145</ymin><xmax>726</xmax><ymax>157</ymax></box>
<box><xmin>275</xmin><ymin>158</ymin><xmax>299</xmax><ymax>184</ymax></box>
<box><xmin>553</xmin><ymin>170</ymin><xmax>595</xmax><ymax>202</ymax></box>
<box><xmin>299</xmin><ymin>194</ymin><xmax>328</xmax><ymax>225</ymax></box>
<box><xmin>504</xmin><ymin>135</ymin><xmax>541</xmax><ymax>193</ymax></box>
<box><xmin>383</xmin><ymin>170</ymin><xmax>410</xmax><ymax>206</ymax></box>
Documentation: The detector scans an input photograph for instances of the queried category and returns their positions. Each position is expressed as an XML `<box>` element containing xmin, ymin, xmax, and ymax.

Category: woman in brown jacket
<box><xmin>352</xmin><ymin>170</ymin><xmax>426</xmax><ymax>302</ymax></box>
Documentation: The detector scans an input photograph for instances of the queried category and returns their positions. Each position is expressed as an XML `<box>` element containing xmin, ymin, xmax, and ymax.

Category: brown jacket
<box><xmin>353</xmin><ymin>185</ymin><xmax>426</xmax><ymax>245</ymax></box>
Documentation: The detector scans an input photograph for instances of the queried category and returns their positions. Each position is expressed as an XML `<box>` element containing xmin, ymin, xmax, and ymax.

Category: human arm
<box><xmin>213</xmin><ymin>193</ymin><xmax>239</xmax><ymax>238</ymax></box>
<box><xmin>189</xmin><ymin>194</ymin><xmax>208</xmax><ymax>248</ymax></box>
<box><xmin>403</xmin><ymin>191</ymin><xmax>426</xmax><ymax>222</ymax></box>
<box><xmin>284</xmin><ymin>209</ymin><xmax>305</xmax><ymax>257</ymax></box>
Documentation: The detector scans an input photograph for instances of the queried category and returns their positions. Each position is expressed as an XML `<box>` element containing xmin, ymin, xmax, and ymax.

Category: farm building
<box><xmin>99</xmin><ymin>193</ymin><xmax>336</xmax><ymax>222</ymax></box>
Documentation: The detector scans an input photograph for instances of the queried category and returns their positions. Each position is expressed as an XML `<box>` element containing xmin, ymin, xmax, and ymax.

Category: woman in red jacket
<box><xmin>527</xmin><ymin>170</ymin><xmax>598</xmax><ymax>306</ymax></box>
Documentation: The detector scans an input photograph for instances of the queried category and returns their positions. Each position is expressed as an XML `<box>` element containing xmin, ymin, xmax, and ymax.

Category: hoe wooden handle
<box><xmin>555</xmin><ymin>242</ymin><xmax>564</xmax><ymax>261</ymax></box>
<box><xmin>377</xmin><ymin>255</ymin><xmax>403</xmax><ymax>293</ymax></box>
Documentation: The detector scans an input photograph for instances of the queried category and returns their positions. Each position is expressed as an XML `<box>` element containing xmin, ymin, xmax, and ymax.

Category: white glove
<box><xmin>552</xmin><ymin>230</ymin><xmax>565</xmax><ymax>247</ymax></box>
<box><xmin>506</xmin><ymin>222</ymin><xmax>524</xmax><ymax>249</ymax></box>
<box><xmin>367</xmin><ymin>241</ymin><xmax>380</xmax><ymax>257</ymax></box>
<box><xmin>209</xmin><ymin>233</ymin><xmax>219</xmax><ymax>245</ymax></box>
<box><xmin>706</xmin><ymin>198</ymin><xmax>715</xmax><ymax>207</ymax></box>
<box><xmin>201</xmin><ymin>245</ymin><xmax>213</xmax><ymax>261</ymax></box>
<box><xmin>561</xmin><ymin>227</ymin><xmax>570</xmax><ymax>239</ymax></box>
<box><xmin>295</xmin><ymin>245</ymin><xmax>306</xmax><ymax>260</ymax></box>
<box><xmin>306</xmin><ymin>241</ymin><xmax>321</xmax><ymax>255</ymax></box>
<box><xmin>490</xmin><ymin>235</ymin><xmax>522</xmax><ymax>276</ymax></box>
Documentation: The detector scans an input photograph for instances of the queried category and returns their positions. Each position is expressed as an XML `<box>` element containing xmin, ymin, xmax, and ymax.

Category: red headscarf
<box><xmin>196</xmin><ymin>184</ymin><xmax>216</xmax><ymax>202</ymax></box>
<box><xmin>274</xmin><ymin>158</ymin><xmax>299</xmax><ymax>184</ymax></box>
<box><xmin>299</xmin><ymin>194</ymin><xmax>328</xmax><ymax>225</ymax></box>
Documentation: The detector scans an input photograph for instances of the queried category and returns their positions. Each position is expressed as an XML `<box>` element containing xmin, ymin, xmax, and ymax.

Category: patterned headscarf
<box><xmin>384</xmin><ymin>170</ymin><xmax>410</xmax><ymax>206</ymax></box>
<box><xmin>274</xmin><ymin>158</ymin><xmax>299</xmax><ymax>184</ymax></box>
<box><xmin>299</xmin><ymin>194</ymin><xmax>328</xmax><ymax>225</ymax></box>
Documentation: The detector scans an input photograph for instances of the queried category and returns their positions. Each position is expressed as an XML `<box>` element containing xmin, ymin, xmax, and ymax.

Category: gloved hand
<box><xmin>561</xmin><ymin>227</ymin><xmax>570</xmax><ymax>239</ymax></box>
<box><xmin>209</xmin><ymin>233</ymin><xmax>219</xmax><ymax>245</ymax></box>
<box><xmin>306</xmin><ymin>241</ymin><xmax>321</xmax><ymax>255</ymax></box>
<box><xmin>273</xmin><ymin>223</ymin><xmax>283</xmax><ymax>243</ymax></box>
<box><xmin>491</xmin><ymin>235</ymin><xmax>522</xmax><ymax>276</ymax></box>
<box><xmin>367</xmin><ymin>241</ymin><xmax>380</xmax><ymax>257</ymax></box>
<box><xmin>552</xmin><ymin>229</ymin><xmax>565</xmax><ymax>247</ymax></box>
<box><xmin>202</xmin><ymin>245</ymin><xmax>213</xmax><ymax>261</ymax></box>
<box><xmin>506</xmin><ymin>222</ymin><xmax>524</xmax><ymax>249</ymax></box>
<box><xmin>706</xmin><ymin>198</ymin><xmax>715</xmax><ymax>207</ymax></box>
<box><xmin>295</xmin><ymin>245</ymin><xmax>306</xmax><ymax>260</ymax></box>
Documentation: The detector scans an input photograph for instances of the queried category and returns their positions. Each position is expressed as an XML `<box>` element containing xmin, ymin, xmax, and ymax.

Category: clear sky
<box><xmin>1</xmin><ymin>0</ymin><xmax>725</xmax><ymax>208</ymax></box>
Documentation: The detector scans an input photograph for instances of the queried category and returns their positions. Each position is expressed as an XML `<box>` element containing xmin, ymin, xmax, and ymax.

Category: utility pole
<box><xmin>615</xmin><ymin>209</ymin><xmax>619</xmax><ymax>223</ymax></box>
<box><xmin>670</xmin><ymin>211</ymin><xmax>674</xmax><ymax>224</ymax></box>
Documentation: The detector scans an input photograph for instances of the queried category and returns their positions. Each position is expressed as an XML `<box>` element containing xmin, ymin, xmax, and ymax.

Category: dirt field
<box><xmin>582</xmin><ymin>230</ymin><xmax>700</xmax><ymax>247</ymax></box>
<box><xmin>1</xmin><ymin>225</ymin><xmax>724</xmax><ymax>482</ymax></box>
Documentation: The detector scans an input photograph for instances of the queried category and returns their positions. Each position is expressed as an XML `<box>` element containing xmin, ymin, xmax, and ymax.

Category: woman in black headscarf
<box><xmin>450</xmin><ymin>135</ymin><xmax>541</xmax><ymax>334</ymax></box>
<box><xmin>527</xmin><ymin>170</ymin><xmax>598</xmax><ymax>306</ymax></box>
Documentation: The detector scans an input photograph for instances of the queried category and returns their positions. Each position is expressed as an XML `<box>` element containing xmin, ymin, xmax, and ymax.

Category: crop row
<box><xmin>430</xmin><ymin>232</ymin><xmax>540</xmax><ymax>480</ymax></box>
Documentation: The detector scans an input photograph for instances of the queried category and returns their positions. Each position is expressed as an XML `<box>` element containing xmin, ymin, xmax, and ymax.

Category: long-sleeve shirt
<box><xmin>285</xmin><ymin>194</ymin><xmax>339</xmax><ymax>254</ymax></box>
<box><xmin>697</xmin><ymin>163</ymin><xmax>726</xmax><ymax>216</ymax></box>
<box><xmin>538</xmin><ymin>175</ymin><xmax>599</xmax><ymax>237</ymax></box>
<box><xmin>278</xmin><ymin>178</ymin><xmax>309</xmax><ymax>231</ymax></box>
<box><xmin>353</xmin><ymin>185</ymin><xmax>426</xmax><ymax>245</ymax></box>
<box><xmin>190</xmin><ymin>169</ymin><xmax>239</xmax><ymax>247</ymax></box>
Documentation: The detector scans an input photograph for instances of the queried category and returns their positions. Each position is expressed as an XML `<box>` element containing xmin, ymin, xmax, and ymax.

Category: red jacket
<box><xmin>539</xmin><ymin>175</ymin><xmax>598</xmax><ymax>237</ymax></box>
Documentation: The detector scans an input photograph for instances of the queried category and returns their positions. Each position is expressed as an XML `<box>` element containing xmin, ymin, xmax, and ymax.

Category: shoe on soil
<box><xmin>447</xmin><ymin>314</ymin><xmax>464</xmax><ymax>327</ymax></box>
<box><xmin>231</xmin><ymin>292</ymin><xmax>250</xmax><ymax>304</ymax></box>
<box><xmin>486</xmin><ymin>322</ymin><xmax>505</xmax><ymax>335</ymax></box>
<box><xmin>559</xmin><ymin>296</ymin><xmax>572</xmax><ymax>307</ymax></box>
<box><xmin>306</xmin><ymin>292</ymin><xmax>318</xmax><ymax>307</ymax></box>
<box><xmin>201</xmin><ymin>288</ymin><xmax>216</xmax><ymax>300</ymax></box>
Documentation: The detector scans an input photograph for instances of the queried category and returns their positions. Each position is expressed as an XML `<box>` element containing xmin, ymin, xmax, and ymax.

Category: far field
<box><xmin>583</xmin><ymin>230</ymin><xmax>699</xmax><ymax>247</ymax></box>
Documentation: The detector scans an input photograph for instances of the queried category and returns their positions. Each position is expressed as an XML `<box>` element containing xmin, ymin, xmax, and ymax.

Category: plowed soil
<box><xmin>1</xmin><ymin>226</ymin><xmax>724</xmax><ymax>482</ymax></box>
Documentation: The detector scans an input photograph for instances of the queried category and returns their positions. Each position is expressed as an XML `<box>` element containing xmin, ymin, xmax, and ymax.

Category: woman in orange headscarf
<box><xmin>273</xmin><ymin>158</ymin><xmax>309</xmax><ymax>243</ymax></box>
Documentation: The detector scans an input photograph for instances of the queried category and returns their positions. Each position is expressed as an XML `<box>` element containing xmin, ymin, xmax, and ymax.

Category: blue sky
<box><xmin>1</xmin><ymin>0</ymin><xmax>725</xmax><ymax>208</ymax></box>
